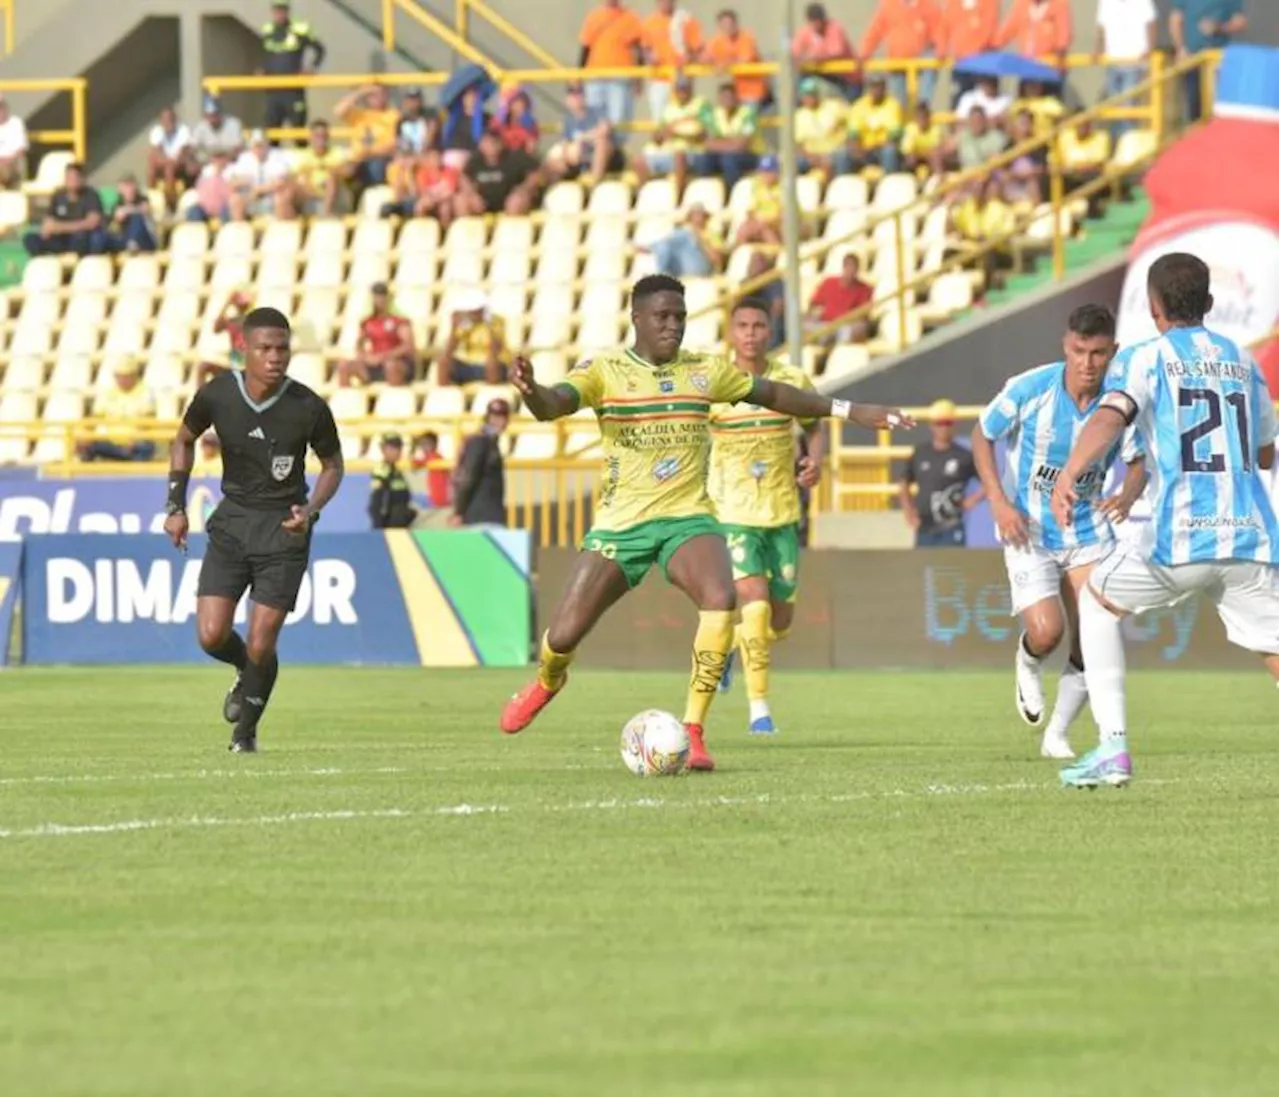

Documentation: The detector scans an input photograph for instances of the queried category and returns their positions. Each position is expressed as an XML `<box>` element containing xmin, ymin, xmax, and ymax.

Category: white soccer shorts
<box><xmin>1004</xmin><ymin>542</ymin><xmax>1110</xmax><ymax>615</ymax></box>
<box><xmin>1091</xmin><ymin>549</ymin><xmax>1280</xmax><ymax>655</ymax></box>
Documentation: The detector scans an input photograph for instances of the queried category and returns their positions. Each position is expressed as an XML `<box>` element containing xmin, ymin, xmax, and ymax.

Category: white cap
<box><xmin>249</xmin><ymin>128</ymin><xmax>268</xmax><ymax>144</ymax></box>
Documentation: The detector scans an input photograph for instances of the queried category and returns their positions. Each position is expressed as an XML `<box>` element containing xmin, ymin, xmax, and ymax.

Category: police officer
<box><xmin>451</xmin><ymin>398</ymin><xmax>510</xmax><ymax>527</ymax></box>
<box><xmin>369</xmin><ymin>433</ymin><xmax>417</xmax><ymax>529</ymax></box>
<box><xmin>260</xmin><ymin>1</ymin><xmax>326</xmax><ymax>132</ymax></box>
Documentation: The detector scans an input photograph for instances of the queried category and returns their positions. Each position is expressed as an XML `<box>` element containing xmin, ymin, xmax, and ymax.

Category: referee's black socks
<box><xmin>234</xmin><ymin>654</ymin><xmax>279</xmax><ymax>743</ymax></box>
<box><xmin>208</xmin><ymin>631</ymin><xmax>248</xmax><ymax>671</ymax></box>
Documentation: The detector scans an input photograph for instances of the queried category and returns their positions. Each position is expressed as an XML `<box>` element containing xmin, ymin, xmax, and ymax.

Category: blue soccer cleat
<box><xmin>749</xmin><ymin>714</ymin><xmax>777</xmax><ymax>736</ymax></box>
<box><xmin>1059</xmin><ymin>742</ymin><xmax>1132</xmax><ymax>789</ymax></box>
<box><xmin>718</xmin><ymin>649</ymin><xmax>736</xmax><ymax>693</ymax></box>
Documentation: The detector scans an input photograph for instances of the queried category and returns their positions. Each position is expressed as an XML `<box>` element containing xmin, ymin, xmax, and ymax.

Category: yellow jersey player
<box><xmin>710</xmin><ymin>297</ymin><xmax>824</xmax><ymax>735</ymax></box>
<box><xmin>501</xmin><ymin>275</ymin><xmax>913</xmax><ymax>771</ymax></box>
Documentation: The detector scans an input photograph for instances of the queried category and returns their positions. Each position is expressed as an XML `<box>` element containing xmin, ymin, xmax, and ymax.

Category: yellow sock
<box><xmin>536</xmin><ymin>631</ymin><xmax>575</xmax><ymax>692</ymax></box>
<box><xmin>682</xmin><ymin>609</ymin><xmax>735</xmax><ymax>726</ymax></box>
<box><xmin>740</xmin><ymin>601</ymin><xmax>773</xmax><ymax>703</ymax></box>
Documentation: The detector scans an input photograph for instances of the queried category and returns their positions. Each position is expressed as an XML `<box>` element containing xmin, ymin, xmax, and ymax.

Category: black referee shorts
<box><xmin>198</xmin><ymin>499</ymin><xmax>312</xmax><ymax>612</ymax></box>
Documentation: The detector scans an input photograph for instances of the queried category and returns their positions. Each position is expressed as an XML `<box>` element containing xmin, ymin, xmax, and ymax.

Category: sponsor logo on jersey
<box><xmin>689</xmin><ymin>372</ymin><xmax>709</xmax><ymax>394</ymax></box>
<box><xmin>749</xmin><ymin>460</ymin><xmax>768</xmax><ymax>480</ymax></box>
<box><xmin>248</xmin><ymin>427</ymin><xmax>266</xmax><ymax>440</ymax></box>
<box><xmin>652</xmin><ymin>456</ymin><xmax>680</xmax><ymax>482</ymax></box>
<box><xmin>271</xmin><ymin>456</ymin><xmax>294</xmax><ymax>481</ymax></box>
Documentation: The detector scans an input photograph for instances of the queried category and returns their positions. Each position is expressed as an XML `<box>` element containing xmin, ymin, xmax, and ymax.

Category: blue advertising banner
<box><xmin>0</xmin><ymin>542</ymin><xmax>20</xmax><ymax>665</ymax></box>
<box><xmin>0</xmin><ymin>474</ymin><xmax>375</xmax><ymax>541</ymax></box>
<box><xmin>20</xmin><ymin>530</ymin><xmax>532</xmax><ymax>667</ymax></box>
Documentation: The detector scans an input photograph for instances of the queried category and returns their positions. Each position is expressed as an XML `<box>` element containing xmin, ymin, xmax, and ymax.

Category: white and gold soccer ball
<box><xmin>619</xmin><ymin>709</ymin><xmax>690</xmax><ymax>777</ymax></box>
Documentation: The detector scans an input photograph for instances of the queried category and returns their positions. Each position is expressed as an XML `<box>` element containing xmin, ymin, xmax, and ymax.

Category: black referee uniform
<box><xmin>183</xmin><ymin>370</ymin><xmax>340</xmax><ymax>612</ymax></box>
<box><xmin>260</xmin><ymin>5</ymin><xmax>326</xmax><ymax>130</ymax></box>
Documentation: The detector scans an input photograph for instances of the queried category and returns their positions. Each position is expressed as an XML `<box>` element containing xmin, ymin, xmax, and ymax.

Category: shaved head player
<box><xmin>164</xmin><ymin>307</ymin><xmax>344</xmax><ymax>752</ymax></box>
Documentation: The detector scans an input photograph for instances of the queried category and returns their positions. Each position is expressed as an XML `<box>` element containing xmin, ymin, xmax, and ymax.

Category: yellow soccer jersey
<box><xmin>560</xmin><ymin>347</ymin><xmax>755</xmax><ymax>531</ymax></box>
<box><xmin>709</xmin><ymin>359</ymin><xmax>816</xmax><ymax>528</ymax></box>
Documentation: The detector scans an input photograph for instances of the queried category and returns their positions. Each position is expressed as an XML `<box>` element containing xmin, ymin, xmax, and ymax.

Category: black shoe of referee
<box><xmin>223</xmin><ymin>672</ymin><xmax>244</xmax><ymax>724</ymax></box>
<box><xmin>229</xmin><ymin>736</ymin><xmax>257</xmax><ymax>754</ymax></box>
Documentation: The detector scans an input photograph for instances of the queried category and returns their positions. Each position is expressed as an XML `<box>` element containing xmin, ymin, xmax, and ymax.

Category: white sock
<box><xmin>1017</xmin><ymin>633</ymin><xmax>1042</xmax><ymax>667</ymax></box>
<box><xmin>1045</xmin><ymin>660</ymin><xmax>1088</xmax><ymax>737</ymax></box>
<box><xmin>1078</xmin><ymin>587</ymin><xmax>1127</xmax><ymax>747</ymax></box>
<box><xmin>749</xmin><ymin>699</ymin><xmax>771</xmax><ymax>722</ymax></box>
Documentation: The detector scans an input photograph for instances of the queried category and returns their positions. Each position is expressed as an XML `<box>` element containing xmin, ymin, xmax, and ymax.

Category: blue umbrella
<box><xmin>439</xmin><ymin>63</ymin><xmax>497</xmax><ymax>111</ymax></box>
<box><xmin>953</xmin><ymin>51</ymin><xmax>1060</xmax><ymax>84</ymax></box>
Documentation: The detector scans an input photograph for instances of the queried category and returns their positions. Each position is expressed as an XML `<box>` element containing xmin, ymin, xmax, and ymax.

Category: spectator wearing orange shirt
<box><xmin>940</xmin><ymin>0</ymin><xmax>1001</xmax><ymax>101</ymax></box>
<box><xmin>792</xmin><ymin>3</ymin><xmax>860</xmax><ymax>100</ymax></box>
<box><xmin>705</xmin><ymin>10</ymin><xmax>771</xmax><ymax>107</ymax></box>
<box><xmin>642</xmin><ymin>0</ymin><xmax>704</xmax><ymax>124</ymax></box>
<box><xmin>996</xmin><ymin>0</ymin><xmax>1073</xmax><ymax>74</ymax></box>
<box><xmin>860</xmin><ymin>0</ymin><xmax>945</xmax><ymax>108</ymax></box>
<box><xmin>579</xmin><ymin>0</ymin><xmax>646</xmax><ymax>127</ymax></box>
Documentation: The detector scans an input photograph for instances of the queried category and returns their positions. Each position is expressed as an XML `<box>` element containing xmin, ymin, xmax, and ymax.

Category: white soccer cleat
<box><xmin>1014</xmin><ymin>637</ymin><xmax>1045</xmax><ymax>727</ymax></box>
<box><xmin>1039</xmin><ymin>731</ymin><xmax>1075</xmax><ymax>760</ymax></box>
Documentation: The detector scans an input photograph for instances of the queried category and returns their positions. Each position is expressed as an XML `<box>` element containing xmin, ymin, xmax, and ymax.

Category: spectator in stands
<box><xmin>191</xmin><ymin>95</ymin><xmax>245</xmax><ymax>163</ymax></box>
<box><xmin>1002</xmin><ymin>109</ymin><xmax>1046</xmax><ymax>205</ymax></box>
<box><xmin>940</xmin><ymin>0</ymin><xmax>1000</xmax><ymax>102</ymax></box>
<box><xmin>545</xmin><ymin>84</ymin><xmax>617</xmax><ymax>183</ymax></box>
<box><xmin>859</xmin><ymin>0</ymin><xmax>944</xmax><ymax>107</ymax></box>
<box><xmin>369</xmin><ymin>434</ymin><xmax>417</xmax><ymax>529</ymax></box>
<box><xmin>459</xmin><ymin>130</ymin><xmax>543</xmax><ymax>216</ymax></box>
<box><xmin>452</xmin><ymin>398</ymin><xmax>511</xmax><ymax>528</ymax></box>
<box><xmin>1095</xmin><ymin>0</ymin><xmax>1156</xmax><ymax>129</ymax></box>
<box><xmin>806</xmin><ymin>254</ymin><xmax>873</xmax><ymax>344</ymax></box>
<box><xmin>81</xmin><ymin>359</ymin><xmax>156</xmax><ymax>463</ymax></box>
<box><xmin>186</xmin><ymin>149</ymin><xmax>235</xmax><ymax>223</ymax></box>
<box><xmin>289</xmin><ymin>119</ymin><xmax>345</xmax><ymax>216</ymax></box>
<box><xmin>955</xmin><ymin>74</ymin><xmax>1009</xmax><ymax>122</ymax></box>
<box><xmin>794</xmin><ymin>77</ymin><xmax>851</xmax><ymax>176</ymax></box>
<box><xmin>492</xmin><ymin>88</ymin><xmax>539</xmax><ymax>155</ymax></box>
<box><xmin>744</xmin><ymin>250</ymin><xmax>785</xmax><ymax>347</ymax></box>
<box><xmin>198</xmin><ymin>291</ymin><xmax>251</xmax><ymax>386</ymax></box>
<box><xmin>643</xmin><ymin>204</ymin><xmax>725</xmax><ymax>277</ymax></box>
<box><xmin>642</xmin><ymin>0</ymin><xmax>705</xmax><ymax>122</ymax></box>
<box><xmin>901</xmin><ymin>398</ymin><xmax>981</xmax><ymax>547</ymax></box>
<box><xmin>996</xmin><ymin>0</ymin><xmax>1073</xmax><ymax>78</ymax></box>
<box><xmin>0</xmin><ymin>95</ymin><xmax>27</xmax><ymax>189</ymax></box>
<box><xmin>147</xmin><ymin>106</ymin><xmax>197</xmax><ymax>213</ymax></box>
<box><xmin>952</xmin><ymin>106</ymin><xmax>1007</xmax><ymax>174</ymax></box>
<box><xmin>735</xmin><ymin>156</ymin><xmax>783</xmax><ymax>246</ymax></box>
<box><xmin>259</xmin><ymin>1</ymin><xmax>325</xmax><ymax>131</ymax></box>
<box><xmin>699</xmin><ymin>82</ymin><xmax>763</xmax><ymax>190</ymax></box>
<box><xmin>848</xmin><ymin>75</ymin><xmax>904</xmax><ymax>171</ymax></box>
<box><xmin>950</xmin><ymin>176</ymin><xmax>1015</xmax><ymax>288</ymax></box>
<box><xmin>382</xmin><ymin>143</ymin><xmax>460</xmax><ymax>225</ymax></box>
<box><xmin>636</xmin><ymin>76</ymin><xmax>708</xmax><ymax>195</ymax></box>
<box><xmin>443</xmin><ymin>86</ymin><xmax>493</xmax><ymax>172</ymax></box>
<box><xmin>1170</xmin><ymin>0</ymin><xmax>1245</xmax><ymax>121</ymax></box>
<box><xmin>396</xmin><ymin>88</ymin><xmax>437</xmax><ymax>153</ymax></box>
<box><xmin>337</xmin><ymin>83</ymin><xmax>399</xmax><ymax>187</ymax></box>
<box><xmin>1058</xmin><ymin>117</ymin><xmax>1112</xmax><ymax>214</ymax></box>
<box><xmin>438</xmin><ymin>291</ymin><xmax>509</xmax><ymax>386</ymax></box>
<box><xmin>107</xmin><ymin>174</ymin><xmax>157</xmax><ymax>253</ymax></box>
<box><xmin>792</xmin><ymin>3</ymin><xmax>858</xmax><ymax>100</ymax></box>
<box><xmin>411</xmin><ymin>431</ymin><xmax>453</xmax><ymax>509</ymax></box>
<box><xmin>337</xmin><ymin>282</ymin><xmax>416</xmax><ymax>388</ymax></box>
<box><xmin>228</xmin><ymin>129</ymin><xmax>292</xmax><ymax>220</ymax></box>
<box><xmin>1011</xmin><ymin>78</ymin><xmax>1064</xmax><ymax>135</ymax></box>
<box><xmin>901</xmin><ymin>101</ymin><xmax>946</xmax><ymax>176</ymax></box>
<box><xmin>705</xmin><ymin>9</ymin><xmax>770</xmax><ymax>107</ymax></box>
<box><xmin>579</xmin><ymin>0</ymin><xmax>645</xmax><ymax>128</ymax></box>
<box><xmin>23</xmin><ymin>162</ymin><xmax>105</xmax><ymax>257</ymax></box>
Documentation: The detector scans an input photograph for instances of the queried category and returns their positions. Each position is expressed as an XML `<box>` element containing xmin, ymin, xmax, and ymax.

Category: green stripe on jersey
<box><xmin>600</xmin><ymin>400</ymin><xmax>710</xmax><ymax>416</ymax></box>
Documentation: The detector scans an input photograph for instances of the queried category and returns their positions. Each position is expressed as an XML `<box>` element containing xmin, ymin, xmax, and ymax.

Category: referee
<box><xmin>164</xmin><ymin>307</ymin><xmax>344</xmax><ymax>752</ymax></box>
<box><xmin>260</xmin><ymin>1</ymin><xmax>326</xmax><ymax>131</ymax></box>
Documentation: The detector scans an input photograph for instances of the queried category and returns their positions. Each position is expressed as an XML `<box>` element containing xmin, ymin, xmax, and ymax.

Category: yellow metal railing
<box><xmin>0</xmin><ymin>77</ymin><xmax>89</xmax><ymax>162</ymax></box>
<box><xmin>705</xmin><ymin>51</ymin><xmax>1216</xmax><ymax>354</ymax></box>
<box><xmin>0</xmin><ymin>0</ymin><xmax>13</xmax><ymax>55</ymax></box>
<box><xmin>380</xmin><ymin>0</ymin><xmax>499</xmax><ymax>73</ymax></box>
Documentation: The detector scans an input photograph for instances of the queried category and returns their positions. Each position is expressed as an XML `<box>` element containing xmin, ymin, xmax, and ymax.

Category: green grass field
<box><xmin>0</xmin><ymin>667</ymin><xmax>1275</xmax><ymax>1096</ymax></box>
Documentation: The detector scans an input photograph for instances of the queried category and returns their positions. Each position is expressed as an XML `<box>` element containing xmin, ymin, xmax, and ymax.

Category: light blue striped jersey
<box><xmin>979</xmin><ymin>361</ymin><xmax>1130</xmax><ymax>551</ymax></box>
<box><xmin>1103</xmin><ymin>326</ymin><xmax>1279</xmax><ymax>567</ymax></box>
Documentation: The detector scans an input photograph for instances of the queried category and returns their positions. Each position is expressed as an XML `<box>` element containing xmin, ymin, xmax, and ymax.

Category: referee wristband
<box><xmin>831</xmin><ymin>399</ymin><xmax>852</xmax><ymax>421</ymax></box>
<box><xmin>166</xmin><ymin>470</ymin><xmax>190</xmax><ymax>513</ymax></box>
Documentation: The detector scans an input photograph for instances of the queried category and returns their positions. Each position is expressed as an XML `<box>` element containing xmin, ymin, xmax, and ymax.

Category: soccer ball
<box><xmin>619</xmin><ymin>710</ymin><xmax>690</xmax><ymax>777</ymax></box>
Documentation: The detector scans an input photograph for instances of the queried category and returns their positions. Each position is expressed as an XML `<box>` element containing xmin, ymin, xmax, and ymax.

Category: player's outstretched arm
<box><xmin>163</xmin><ymin>422</ymin><xmax>198</xmax><ymax>549</ymax></box>
<box><xmin>1053</xmin><ymin>402</ymin><xmax>1129</xmax><ymax>527</ymax></box>
<box><xmin>1096</xmin><ymin>457</ymin><xmax>1148</xmax><ymax>524</ymax></box>
<box><xmin>971</xmin><ymin>423</ymin><xmax>1029</xmax><ymax>547</ymax></box>
<box><xmin>510</xmin><ymin>355</ymin><xmax>580</xmax><ymax>421</ymax></box>
<box><xmin>285</xmin><ymin>451</ymin><xmax>345</xmax><ymax>533</ymax></box>
<box><xmin>749</xmin><ymin>377</ymin><xmax>913</xmax><ymax>430</ymax></box>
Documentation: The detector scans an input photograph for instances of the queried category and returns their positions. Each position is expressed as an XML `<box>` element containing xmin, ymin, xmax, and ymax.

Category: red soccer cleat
<box><xmin>685</xmin><ymin>723</ymin><xmax>716</xmax><ymax>772</ymax></box>
<box><xmin>500</xmin><ymin>678</ymin><xmax>563</xmax><ymax>734</ymax></box>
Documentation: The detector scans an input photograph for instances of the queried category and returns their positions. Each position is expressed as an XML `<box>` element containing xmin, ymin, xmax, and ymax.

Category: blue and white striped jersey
<box><xmin>1102</xmin><ymin>326</ymin><xmax>1278</xmax><ymax>567</ymax></box>
<box><xmin>980</xmin><ymin>361</ymin><xmax>1131</xmax><ymax>551</ymax></box>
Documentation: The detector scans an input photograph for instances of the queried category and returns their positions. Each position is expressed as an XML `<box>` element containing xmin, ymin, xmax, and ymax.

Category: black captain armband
<box><xmin>166</xmin><ymin>470</ymin><xmax>190</xmax><ymax>514</ymax></box>
<box><xmin>1098</xmin><ymin>391</ymin><xmax>1138</xmax><ymax>425</ymax></box>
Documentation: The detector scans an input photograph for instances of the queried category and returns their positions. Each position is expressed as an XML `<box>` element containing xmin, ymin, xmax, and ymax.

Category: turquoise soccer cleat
<box><xmin>718</xmin><ymin>650</ymin><xmax>736</xmax><ymax>693</ymax></box>
<box><xmin>1059</xmin><ymin>742</ymin><xmax>1133</xmax><ymax>789</ymax></box>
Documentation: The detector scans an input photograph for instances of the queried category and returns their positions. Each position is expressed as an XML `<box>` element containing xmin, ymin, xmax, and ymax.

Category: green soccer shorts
<box><xmin>719</xmin><ymin>522</ymin><xmax>801</xmax><ymax>603</ymax></box>
<box><xmin>582</xmin><ymin>515</ymin><xmax>724</xmax><ymax>588</ymax></box>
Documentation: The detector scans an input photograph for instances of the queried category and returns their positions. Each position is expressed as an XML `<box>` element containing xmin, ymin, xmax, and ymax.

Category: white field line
<box><xmin>0</xmin><ymin>778</ymin><xmax>1182</xmax><ymax>841</ymax></box>
<box><xmin>0</xmin><ymin>766</ymin><xmax>409</xmax><ymax>787</ymax></box>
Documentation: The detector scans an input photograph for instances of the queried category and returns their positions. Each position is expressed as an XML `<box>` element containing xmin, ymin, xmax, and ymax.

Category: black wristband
<box><xmin>167</xmin><ymin>469</ymin><xmax>190</xmax><ymax>512</ymax></box>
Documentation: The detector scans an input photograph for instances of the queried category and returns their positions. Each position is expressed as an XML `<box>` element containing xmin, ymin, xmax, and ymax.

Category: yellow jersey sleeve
<box><xmin>707</xmin><ymin>357</ymin><xmax>755</xmax><ymax>404</ymax></box>
<box><xmin>561</xmin><ymin>356</ymin><xmax>606</xmax><ymax>411</ymax></box>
